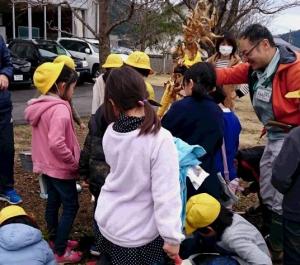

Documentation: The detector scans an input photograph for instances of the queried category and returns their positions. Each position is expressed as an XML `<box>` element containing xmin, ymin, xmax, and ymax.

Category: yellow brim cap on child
<box><xmin>125</xmin><ymin>51</ymin><xmax>154</xmax><ymax>74</ymax></box>
<box><xmin>33</xmin><ymin>62</ymin><xmax>65</xmax><ymax>95</ymax></box>
<box><xmin>102</xmin><ymin>54</ymin><xmax>124</xmax><ymax>68</ymax></box>
<box><xmin>185</xmin><ymin>193</ymin><xmax>221</xmax><ymax>235</ymax></box>
<box><xmin>0</xmin><ymin>205</ymin><xmax>27</xmax><ymax>225</ymax></box>
<box><xmin>54</xmin><ymin>55</ymin><xmax>76</xmax><ymax>70</ymax></box>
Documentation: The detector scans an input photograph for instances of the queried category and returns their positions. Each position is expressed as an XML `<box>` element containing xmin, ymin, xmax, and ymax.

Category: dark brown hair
<box><xmin>183</xmin><ymin>62</ymin><xmax>216</xmax><ymax>100</ymax></box>
<box><xmin>48</xmin><ymin>65</ymin><xmax>78</xmax><ymax>100</ymax></box>
<box><xmin>104</xmin><ymin>66</ymin><xmax>160</xmax><ymax>135</ymax></box>
<box><xmin>215</xmin><ymin>32</ymin><xmax>238</xmax><ymax>58</ymax></box>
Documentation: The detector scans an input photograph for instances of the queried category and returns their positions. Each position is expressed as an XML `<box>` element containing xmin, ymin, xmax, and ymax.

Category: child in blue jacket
<box><xmin>0</xmin><ymin>205</ymin><xmax>56</xmax><ymax>265</ymax></box>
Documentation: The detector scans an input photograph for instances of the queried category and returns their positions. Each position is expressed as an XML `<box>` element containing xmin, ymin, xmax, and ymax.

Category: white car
<box><xmin>57</xmin><ymin>37</ymin><xmax>100</xmax><ymax>77</ymax></box>
<box><xmin>86</xmin><ymin>38</ymin><xmax>130</xmax><ymax>63</ymax></box>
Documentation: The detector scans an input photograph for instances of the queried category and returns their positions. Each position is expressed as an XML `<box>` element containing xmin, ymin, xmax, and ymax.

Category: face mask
<box><xmin>219</xmin><ymin>45</ymin><xmax>233</xmax><ymax>56</ymax></box>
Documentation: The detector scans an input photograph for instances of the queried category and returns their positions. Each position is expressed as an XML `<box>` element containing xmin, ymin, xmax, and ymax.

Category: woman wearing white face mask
<box><xmin>208</xmin><ymin>33</ymin><xmax>249</xmax><ymax>108</ymax></box>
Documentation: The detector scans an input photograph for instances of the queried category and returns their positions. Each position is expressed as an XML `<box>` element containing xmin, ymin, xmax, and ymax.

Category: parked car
<box><xmin>87</xmin><ymin>37</ymin><xmax>131</xmax><ymax>61</ymax></box>
<box><xmin>8</xmin><ymin>39</ymin><xmax>90</xmax><ymax>82</ymax></box>
<box><xmin>10</xmin><ymin>55</ymin><xmax>32</xmax><ymax>88</ymax></box>
<box><xmin>58</xmin><ymin>37</ymin><xmax>100</xmax><ymax>77</ymax></box>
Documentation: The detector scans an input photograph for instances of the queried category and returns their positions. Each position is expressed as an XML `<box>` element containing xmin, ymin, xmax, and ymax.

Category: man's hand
<box><xmin>0</xmin><ymin>75</ymin><xmax>9</xmax><ymax>90</ymax></box>
<box><xmin>163</xmin><ymin>242</ymin><xmax>180</xmax><ymax>260</ymax></box>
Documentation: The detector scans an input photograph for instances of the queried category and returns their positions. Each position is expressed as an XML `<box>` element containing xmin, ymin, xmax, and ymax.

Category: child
<box><xmin>0</xmin><ymin>205</ymin><xmax>56</xmax><ymax>265</ymax></box>
<box><xmin>125</xmin><ymin>51</ymin><xmax>156</xmax><ymax>101</ymax></box>
<box><xmin>94</xmin><ymin>66</ymin><xmax>184</xmax><ymax>265</ymax></box>
<box><xmin>24</xmin><ymin>62</ymin><xmax>82</xmax><ymax>264</ymax></box>
<box><xmin>91</xmin><ymin>54</ymin><xmax>123</xmax><ymax>114</ymax></box>
<box><xmin>272</xmin><ymin>126</ymin><xmax>300</xmax><ymax>265</ymax></box>
<box><xmin>162</xmin><ymin>62</ymin><xmax>224</xmax><ymax>200</ymax></box>
<box><xmin>53</xmin><ymin>55</ymin><xmax>86</xmax><ymax>129</ymax></box>
<box><xmin>213</xmin><ymin>88</ymin><xmax>242</xmax><ymax>195</ymax></box>
<box><xmin>157</xmin><ymin>65</ymin><xmax>188</xmax><ymax>118</ymax></box>
<box><xmin>182</xmin><ymin>193</ymin><xmax>272</xmax><ymax>265</ymax></box>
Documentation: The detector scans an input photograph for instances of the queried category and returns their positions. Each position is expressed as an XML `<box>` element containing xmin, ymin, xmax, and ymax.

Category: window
<box><xmin>60</xmin><ymin>40</ymin><xmax>89</xmax><ymax>53</ymax></box>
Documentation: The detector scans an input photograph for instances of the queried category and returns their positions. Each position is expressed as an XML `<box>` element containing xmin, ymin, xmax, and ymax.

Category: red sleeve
<box><xmin>216</xmin><ymin>63</ymin><xmax>250</xmax><ymax>86</ymax></box>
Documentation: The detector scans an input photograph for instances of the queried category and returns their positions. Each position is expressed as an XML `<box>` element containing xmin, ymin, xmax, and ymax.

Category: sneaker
<box><xmin>49</xmin><ymin>239</ymin><xmax>79</xmax><ymax>250</ymax></box>
<box><xmin>90</xmin><ymin>244</ymin><xmax>101</xmax><ymax>256</ymax></box>
<box><xmin>55</xmin><ymin>250</ymin><xmax>82</xmax><ymax>264</ymax></box>
<box><xmin>0</xmin><ymin>189</ymin><xmax>22</xmax><ymax>204</ymax></box>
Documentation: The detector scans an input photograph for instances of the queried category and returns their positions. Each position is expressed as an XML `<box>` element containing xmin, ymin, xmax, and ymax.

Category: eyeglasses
<box><xmin>241</xmin><ymin>40</ymin><xmax>262</xmax><ymax>59</ymax></box>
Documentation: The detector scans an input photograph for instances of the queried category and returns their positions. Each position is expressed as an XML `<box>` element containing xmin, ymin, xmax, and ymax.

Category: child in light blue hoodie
<box><xmin>0</xmin><ymin>205</ymin><xmax>56</xmax><ymax>265</ymax></box>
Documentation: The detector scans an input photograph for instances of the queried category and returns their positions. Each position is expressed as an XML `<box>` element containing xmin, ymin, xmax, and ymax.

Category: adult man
<box><xmin>216</xmin><ymin>24</ymin><xmax>300</xmax><ymax>261</ymax></box>
<box><xmin>0</xmin><ymin>35</ymin><xmax>22</xmax><ymax>204</ymax></box>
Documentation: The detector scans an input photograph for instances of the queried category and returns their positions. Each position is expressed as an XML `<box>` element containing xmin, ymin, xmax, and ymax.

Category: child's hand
<box><xmin>163</xmin><ymin>242</ymin><xmax>180</xmax><ymax>260</ymax></box>
<box><xmin>80</xmin><ymin>122</ymin><xmax>86</xmax><ymax>130</ymax></box>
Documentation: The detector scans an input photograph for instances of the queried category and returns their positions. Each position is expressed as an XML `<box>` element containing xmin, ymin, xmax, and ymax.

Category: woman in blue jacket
<box><xmin>162</xmin><ymin>62</ymin><xmax>224</xmax><ymax>199</ymax></box>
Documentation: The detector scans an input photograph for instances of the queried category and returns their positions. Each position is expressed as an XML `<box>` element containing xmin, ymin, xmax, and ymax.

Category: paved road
<box><xmin>11</xmin><ymin>83</ymin><xmax>163</xmax><ymax>125</ymax></box>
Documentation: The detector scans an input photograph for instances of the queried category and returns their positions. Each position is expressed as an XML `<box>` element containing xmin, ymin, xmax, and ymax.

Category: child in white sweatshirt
<box><xmin>94</xmin><ymin>66</ymin><xmax>184</xmax><ymax>265</ymax></box>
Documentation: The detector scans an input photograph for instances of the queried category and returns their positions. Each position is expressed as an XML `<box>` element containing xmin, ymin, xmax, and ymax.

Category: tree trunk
<box><xmin>98</xmin><ymin>0</ymin><xmax>111</xmax><ymax>72</ymax></box>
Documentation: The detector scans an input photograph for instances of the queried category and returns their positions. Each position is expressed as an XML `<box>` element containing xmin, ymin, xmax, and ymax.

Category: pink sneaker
<box><xmin>55</xmin><ymin>250</ymin><xmax>82</xmax><ymax>264</ymax></box>
<box><xmin>49</xmin><ymin>239</ymin><xmax>79</xmax><ymax>250</ymax></box>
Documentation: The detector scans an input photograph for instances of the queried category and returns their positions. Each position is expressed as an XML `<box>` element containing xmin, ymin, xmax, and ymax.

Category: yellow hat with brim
<box><xmin>125</xmin><ymin>51</ymin><xmax>154</xmax><ymax>74</ymax></box>
<box><xmin>33</xmin><ymin>62</ymin><xmax>65</xmax><ymax>95</ymax></box>
<box><xmin>54</xmin><ymin>55</ymin><xmax>76</xmax><ymax>70</ymax></box>
<box><xmin>0</xmin><ymin>206</ymin><xmax>27</xmax><ymax>225</ymax></box>
<box><xmin>185</xmin><ymin>193</ymin><xmax>221</xmax><ymax>235</ymax></box>
<box><xmin>102</xmin><ymin>54</ymin><xmax>123</xmax><ymax>68</ymax></box>
<box><xmin>285</xmin><ymin>90</ymin><xmax>300</xmax><ymax>99</ymax></box>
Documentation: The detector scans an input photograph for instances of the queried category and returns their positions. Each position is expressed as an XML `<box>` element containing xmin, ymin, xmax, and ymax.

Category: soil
<box><xmin>0</xmin><ymin>85</ymin><xmax>268</xmax><ymax>264</ymax></box>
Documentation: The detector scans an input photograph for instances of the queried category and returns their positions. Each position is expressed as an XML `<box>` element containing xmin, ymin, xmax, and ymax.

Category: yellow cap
<box><xmin>125</xmin><ymin>51</ymin><xmax>153</xmax><ymax>74</ymax></box>
<box><xmin>53</xmin><ymin>55</ymin><xmax>76</xmax><ymax>70</ymax></box>
<box><xmin>102</xmin><ymin>54</ymin><xmax>123</xmax><ymax>68</ymax></box>
<box><xmin>285</xmin><ymin>90</ymin><xmax>300</xmax><ymax>99</ymax></box>
<box><xmin>185</xmin><ymin>193</ymin><xmax>221</xmax><ymax>235</ymax></box>
<box><xmin>0</xmin><ymin>206</ymin><xmax>27</xmax><ymax>225</ymax></box>
<box><xmin>33</xmin><ymin>62</ymin><xmax>65</xmax><ymax>94</ymax></box>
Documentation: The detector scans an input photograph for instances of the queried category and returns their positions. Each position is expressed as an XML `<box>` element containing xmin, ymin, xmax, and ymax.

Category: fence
<box><xmin>149</xmin><ymin>54</ymin><xmax>173</xmax><ymax>74</ymax></box>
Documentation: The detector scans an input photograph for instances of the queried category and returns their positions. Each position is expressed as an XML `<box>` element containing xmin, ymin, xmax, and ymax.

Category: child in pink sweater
<box><xmin>25</xmin><ymin>62</ymin><xmax>81</xmax><ymax>264</ymax></box>
<box><xmin>94</xmin><ymin>66</ymin><xmax>184</xmax><ymax>265</ymax></box>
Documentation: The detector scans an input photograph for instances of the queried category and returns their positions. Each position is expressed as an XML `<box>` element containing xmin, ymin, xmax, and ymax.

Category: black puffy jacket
<box><xmin>79</xmin><ymin>105</ymin><xmax>109</xmax><ymax>199</ymax></box>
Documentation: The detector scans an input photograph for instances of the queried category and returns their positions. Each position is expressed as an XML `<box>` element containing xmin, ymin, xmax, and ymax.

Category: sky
<box><xmin>269</xmin><ymin>6</ymin><xmax>300</xmax><ymax>35</ymax></box>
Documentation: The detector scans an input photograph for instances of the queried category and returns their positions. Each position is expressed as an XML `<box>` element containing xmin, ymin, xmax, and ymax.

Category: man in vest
<box><xmin>216</xmin><ymin>24</ymin><xmax>300</xmax><ymax>262</ymax></box>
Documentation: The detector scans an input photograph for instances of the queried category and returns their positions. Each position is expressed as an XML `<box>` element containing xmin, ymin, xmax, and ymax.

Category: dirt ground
<box><xmin>0</xmin><ymin>78</ymin><xmax>267</xmax><ymax>264</ymax></box>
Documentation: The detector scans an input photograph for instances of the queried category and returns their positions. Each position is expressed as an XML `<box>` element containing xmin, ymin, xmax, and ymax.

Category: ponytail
<box><xmin>139</xmin><ymin>101</ymin><xmax>161</xmax><ymax>135</ymax></box>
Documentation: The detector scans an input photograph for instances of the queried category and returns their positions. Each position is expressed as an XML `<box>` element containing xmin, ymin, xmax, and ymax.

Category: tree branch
<box><xmin>106</xmin><ymin>1</ymin><xmax>135</xmax><ymax>35</ymax></box>
<box><xmin>165</xmin><ymin>0</ymin><xmax>186</xmax><ymax>22</ymax></box>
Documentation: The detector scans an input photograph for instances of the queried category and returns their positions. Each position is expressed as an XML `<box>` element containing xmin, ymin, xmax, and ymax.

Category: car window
<box><xmin>37</xmin><ymin>43</ymin><xmax>67</xmax><ymax>58</ymax></box>
<box><xmin>38</xmin><ymin>49</ymin><xmax>57</xmax><ymax>58</ymax></box>
<box><xmin>60</xmin><ymin>40</ymin><xmax>89</xmax><ymax>53</ymax></box>
<box><xmin>59</xmin><ymin>40</ymin><xmax>73</xmax><ymax>50</ymax></box>
<box><xmin>90</xmin><ymin>43</ymin><xmax>99</xmax><ymax>53</ymax></box>
<box><xmin>10</xmin><ymin>43</ymin><xmax>38</xmax><ymax>60</ymax></box>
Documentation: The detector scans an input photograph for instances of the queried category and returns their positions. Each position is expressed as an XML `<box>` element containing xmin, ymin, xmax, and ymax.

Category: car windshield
<box><xmin>37</xmin><ymin>43</ymin><xmax>67</xmax><ymax>58</ymax></box>
<box><xmin>90</xmin><ymin>43</ymin><xmax>99</xmax><ymax>53</ymax></box>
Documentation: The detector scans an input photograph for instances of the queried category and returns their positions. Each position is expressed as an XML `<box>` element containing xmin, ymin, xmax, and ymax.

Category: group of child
<box><xmin>0</xmin><ymin>43</ymin><xmax>299</xmax><ymax>265</ymax></box>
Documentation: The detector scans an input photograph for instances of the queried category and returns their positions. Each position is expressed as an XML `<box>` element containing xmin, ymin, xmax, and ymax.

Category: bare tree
<box><xmin>168</xmin><ymin>0</ymin><xmax>300</xmax><ymax>35</ymax></box>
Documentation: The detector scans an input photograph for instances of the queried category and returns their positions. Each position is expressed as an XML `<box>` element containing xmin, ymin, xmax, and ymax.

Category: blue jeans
<box><xmin>0</xmin><ymin>121</ymin><xmax>14</xmax><ymax>193</ymax></box>
<box><xmin>44</xmin><ymin>175</ymin><xmax>79</xmax><ymax>255</ymax></box>
<box><xmin>283</xmin><ymin>218</ymin><xmax>300</xmax><ymax>265</ymax></box>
